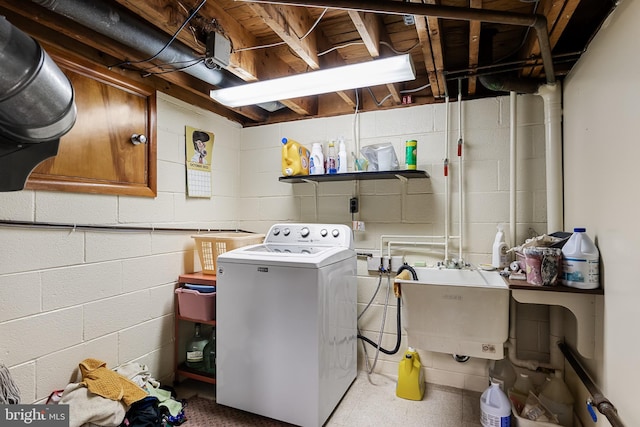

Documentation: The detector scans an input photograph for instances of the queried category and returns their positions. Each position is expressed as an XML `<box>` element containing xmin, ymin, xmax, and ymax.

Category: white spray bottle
<box><xmin>492</xmin><ymin>224</ymin><xmax>509</xmax><ymax>269</ymax></box>
<box><xmin>337</xmin><ymin>136</ymin><xmax>348</xmax><ymax>173</ymax></box>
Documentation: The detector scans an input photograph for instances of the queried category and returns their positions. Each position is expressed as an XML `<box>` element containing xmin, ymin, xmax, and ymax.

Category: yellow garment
<box><xmin>79</xmin><ymin>358</ymin><xmax>147</xmax><ymax>406</ymax></box>
<box><xmin>394</xmin><ymin>269</ymin><xmax>412</xmax><ymax>298</ymax></box>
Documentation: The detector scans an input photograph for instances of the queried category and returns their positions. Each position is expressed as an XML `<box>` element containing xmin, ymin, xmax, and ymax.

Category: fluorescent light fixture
<box><xmin>210</xmin><ymin>54</ymin><xmax>416</xmax><ymax>107</ymax></box>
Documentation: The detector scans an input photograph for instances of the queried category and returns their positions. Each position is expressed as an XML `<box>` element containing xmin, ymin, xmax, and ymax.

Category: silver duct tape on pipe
<box><xmin>30</xmin><ymin>0</ymin><xmax>238</xmax><ymax>89</ymax></box>
<box><xmin>0</xmin><ymin>16</ymin><xmax>76</xmax><ymax>142</ymax></box>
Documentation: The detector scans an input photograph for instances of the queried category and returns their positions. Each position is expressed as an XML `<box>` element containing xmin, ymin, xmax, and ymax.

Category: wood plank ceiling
<box><xmin>0</xmin><ymin>0</ymin><xmax>615</xmax><ymax>127</ymax></box>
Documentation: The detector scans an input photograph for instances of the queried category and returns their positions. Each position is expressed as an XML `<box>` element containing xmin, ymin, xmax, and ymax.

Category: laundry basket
<box><xmin>192</xmin><ymin>232</ymin><xmax>265</xmax><ymax>274</ymax></box>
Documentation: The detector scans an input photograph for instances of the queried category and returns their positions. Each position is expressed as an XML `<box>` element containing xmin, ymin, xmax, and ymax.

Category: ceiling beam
<box><xmin>112</xmin><ymin>0</ymin><xmax>317</xmax><ymax>116</ymax></box>
<box><xmin>246</xmin><ymin>2</ymin><xmax>320</xmax><ymax>68</ymax></box>
<box><xmin>348</xmin><ymin>10</ymin><xmax>381</xmax><ymax>56</ymax></box>
<box><xmin>240</xmin><ymin>0</ymin><xmax>556</xmax><ymax>84</ymax></box>
<box><xmin>424</xmin><ymin>0</ymin><xmax>447</xmax><ymax>98</ymax></box>
<box><xmin>349</xmin><ymin>10</ymin><xmax>401</xmax><ymax>104</ymax></box>
<box><xmin>467</xmin><ymin>0</ymin><xmax>482</xmax><ymax>95</ymax></box>
<box><xmin>0</xmin><ymin>3</ymin><xmax>266</xmax><ymax>124</ymax></box>
<box><xmin>414</xmin><ymin>13</ymin><xmax>441</xmax><ymax>98</ymax></box>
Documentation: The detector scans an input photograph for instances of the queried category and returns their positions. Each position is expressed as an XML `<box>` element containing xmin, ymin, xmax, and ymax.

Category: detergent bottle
<box><xmin>309</xmin><ymin>142</ymin><xmax>325</xmax><ymax>175</ymax></box>
<box><xmin>396</xmin><ymin>347</ymin><xmax>425</xmax><ymax>400</ymax></box>
<box><xmin>281</xmin><ymin>137</ymin><xmax>310</xmax><ymax>176</ymax></box>
<box><xmin>492</xmin><ymin>223</ymin><xmax>509</xmax><ymax>269</ymax></box>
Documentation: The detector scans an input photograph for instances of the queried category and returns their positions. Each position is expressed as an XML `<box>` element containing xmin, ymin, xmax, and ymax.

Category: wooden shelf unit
<box><xmin>174</xmin><ymin>272</ymin><xmax>217</xmax><ymax>385</ymax></box>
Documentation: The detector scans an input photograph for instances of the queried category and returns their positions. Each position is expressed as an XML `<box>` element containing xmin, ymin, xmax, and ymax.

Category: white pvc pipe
<box><xmin>537</xmin><ymin>83</ymin><xmax>564</xmax><ymax>233</ymax></box>
<box><xmin>509</xmin><ymin>92</ymin><xmax>517</xmax><ymax>247</ymax></box>
<box><xmin>444</xmin><ymin>96</ymin><xmax>450</xmax><ymax>261</ymax></box>
<box><xmin>380</xmin><ymin>234</ymin><xmax>460</xmax><ymax>258</ymax></box>
<box><xmin>458</xmin><ymin>82</ymin><xmax>464</xmax><ymax>260</ymax></box>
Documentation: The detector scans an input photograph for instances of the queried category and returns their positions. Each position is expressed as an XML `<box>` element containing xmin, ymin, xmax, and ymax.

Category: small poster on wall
<box><xmin>185</xmin><ymin>126</ymin><xmax>214</xmax><ymax>198</ymax></box>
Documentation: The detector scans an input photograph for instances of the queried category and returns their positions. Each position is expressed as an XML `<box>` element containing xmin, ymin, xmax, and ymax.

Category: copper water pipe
<box><xmin>238</xmin><ymin>0</ymin><xmax>556</xmax><ymax>84</ymax></box>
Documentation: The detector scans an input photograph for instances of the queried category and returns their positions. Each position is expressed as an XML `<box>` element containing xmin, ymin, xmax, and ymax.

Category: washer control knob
<box><xmin>283</xmin><ymin>228</ymin><xmax>291</xmax><ymax>236</ymax></box>
<box><xmin>300</xmin><ymin>227</ymin><xmax>310</xmax><ymax>238</ymax></box>
<box><xmin>272</xmin><ymin>228</ymin><xmax>280</xmax><ymax>236</ymax></box>
<box><xmin>332</xmin><ymin>229</ymin><xmax>340</xmax><ymax>238</ymax></box>
<box><xmin>320</xmin><ymin>229</ymin><xmax>328</xmax><ymax>237</ymax></box>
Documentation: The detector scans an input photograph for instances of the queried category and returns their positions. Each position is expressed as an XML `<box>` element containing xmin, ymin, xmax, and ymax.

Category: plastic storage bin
<box><xmin>175</xmin><ymin>287</ymin><xmax>217</xmax><ymax>321</ymax></box>
<box><xmin>511</xmin><ymin>404</ymin><xmax>560</xmax><ymax>427</ymax></box>
<box><xmin>192</xmin><ymin>232</ymin><xmax>265</xmax><ymax>274</ymax></box>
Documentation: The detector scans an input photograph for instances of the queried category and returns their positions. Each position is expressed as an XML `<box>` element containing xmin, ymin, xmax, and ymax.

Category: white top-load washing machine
<box><xmin>216</xmin><ymin>223</ymin><xmax>357</xmax><ymax>427</ymax></box>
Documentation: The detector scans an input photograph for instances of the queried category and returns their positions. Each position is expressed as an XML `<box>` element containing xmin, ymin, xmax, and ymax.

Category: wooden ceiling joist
<box><xmin>245</xmin><ymin>2</ymin><xmax>320</xmax><ymax>69</ymax></box>
<box><xmin>349</xmin><ymin>10</ymin><xmax>401</xmax><ymax>105</ymax></box>
<box><xmin>467</xmin><ymin>0</ymin><xmax>482</xmax><ymax>95</ymax></box>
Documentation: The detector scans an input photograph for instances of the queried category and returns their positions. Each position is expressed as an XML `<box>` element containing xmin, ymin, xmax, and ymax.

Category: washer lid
<box><xmin>217</xmin><ymin>243</ymin><xmax>354</xmax><ymax>268</ymax></box>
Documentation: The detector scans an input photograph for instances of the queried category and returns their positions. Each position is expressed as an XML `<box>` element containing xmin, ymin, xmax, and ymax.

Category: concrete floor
<box><xmin>176</xmin><ymin>371</ymin><xmax>483</xmax><ymax>426</ymax></box>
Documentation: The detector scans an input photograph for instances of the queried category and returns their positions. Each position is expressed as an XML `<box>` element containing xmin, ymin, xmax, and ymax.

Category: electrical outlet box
<box><xmin>349</xmin><ymin>197</ymin><xmax>359</xmax><ymax>213</ymax></box>
<box><xmin>205</xmin><ymin>31</ymin><xmax>231</xmax><ymax>69</ymax></box>
<box><xmin>367</xmin><ymin>255</ymin><xmax>381</xmax><ymax>272</ymax></box>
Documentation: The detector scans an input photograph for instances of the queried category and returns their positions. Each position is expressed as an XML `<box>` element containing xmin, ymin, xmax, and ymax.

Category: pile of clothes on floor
<box><xmin>49</xmin><ymin>358</ymin><xmax>186</xmax><ymax>427</ymax></box>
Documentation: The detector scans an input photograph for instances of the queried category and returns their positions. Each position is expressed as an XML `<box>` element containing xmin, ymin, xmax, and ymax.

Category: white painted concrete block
<box><xmin>85</xmin><ymin>231</ymin><xmax>152</xmax><ymax>263</ymax></box>
<box><xmin>0</xmin><ymin>272</ymin><xmax>41</xmax><ymax>321</ymax></box>
<box><xmin>0</xmin><ymin>229</ymin><xmax>84</xmax><ymax>275</ymax></box>
<box><xmin>0</xmin><ymin>307</ymin><xmax>83</xmax><ymax>366</ymax></box>
<box><xmin>0</xmin><ymin>190</ymin><xmax>34</xmax><ymax>221</ymax></box>
<box><xmin>118</xmin><ymin>316</ymin><xmax>173</xmax><ymax>363</ymax></box>
<box><xmin>84</xmin><ymin>291</ymin><xmax>152</xmax><ymax>340</ymax></box>
<box><xmin>42</xmin><ymin>261</ymin><xmax>122</xmax><ymax>310</ymax></box>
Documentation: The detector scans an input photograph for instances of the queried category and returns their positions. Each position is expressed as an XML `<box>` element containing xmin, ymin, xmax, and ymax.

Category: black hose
<box><xmin>357</xmin><ymin>263</ymin><xmax>417</xmax><ymax>355</ymax></box>
<box><xmin>357</xmin><ymin>297</ymin><xmax>402</xmax><ymax>355</ymax></box>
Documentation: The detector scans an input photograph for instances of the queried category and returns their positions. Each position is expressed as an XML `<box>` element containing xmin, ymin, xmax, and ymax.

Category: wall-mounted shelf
<box><xmin>279</xmin><ymin>170</ymin><xmax>429</xmax><ymax>183</ymax></box>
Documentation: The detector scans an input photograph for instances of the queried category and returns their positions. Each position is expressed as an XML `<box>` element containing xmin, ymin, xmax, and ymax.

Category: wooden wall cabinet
<box><xmin>26</xmin><ymin>53</ymin><xmax>157</xmax><ymax>197</ymax></box>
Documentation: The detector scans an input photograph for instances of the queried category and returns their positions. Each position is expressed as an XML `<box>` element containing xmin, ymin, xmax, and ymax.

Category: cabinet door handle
<box><xmin>131</xmin><ymin>134</ymin><xmax>147</xmax><ymax>145</ymax></box>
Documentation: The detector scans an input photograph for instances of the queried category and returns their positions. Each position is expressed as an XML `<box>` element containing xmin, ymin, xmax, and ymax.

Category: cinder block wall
<box><xmin>0</xmin><ymin>93</ymin><xmax>548</xmax><ymax>403</ymax></box>
<box><xmin>0</xmin><ymin>93</ymin><xmax>243</xmax><ymax>403</ymax></box>
<box><xmin>239</xmin><ymin>94</ymin><xmax>548</xmax><ymax>392</ymax></box>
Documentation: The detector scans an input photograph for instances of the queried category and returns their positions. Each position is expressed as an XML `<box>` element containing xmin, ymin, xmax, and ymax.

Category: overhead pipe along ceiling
<box><xmin>240</xmin><ymin>0</ymin><xmax>556</xmax><ymax>85</ymax></box>
<box><xmin>30</xmin><ymin>0</ymin><xmax>240</xmax><ymax>89</ymax></box>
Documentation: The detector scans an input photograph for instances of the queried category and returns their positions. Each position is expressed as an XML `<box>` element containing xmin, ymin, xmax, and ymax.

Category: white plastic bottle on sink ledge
<box><xmin>492</xmin><ymin>224</ymin><xmax>509</xmax><ymax>269</ymax></box>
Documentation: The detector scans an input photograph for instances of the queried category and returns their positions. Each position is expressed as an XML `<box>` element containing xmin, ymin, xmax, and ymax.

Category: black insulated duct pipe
<box><xmin>30</xmin><ymin>0</ymin><xmax>241</xmax><ymax>89</ymax></box>
<box><xmin>0</xmin><ymin>16</ymin><xmax>77</xmax><ymax>192</ymax></box>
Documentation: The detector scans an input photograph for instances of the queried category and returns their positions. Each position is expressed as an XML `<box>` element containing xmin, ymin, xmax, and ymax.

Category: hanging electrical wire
<box><xmin>366</xmin><ymin>83</ymin><xmax>432</xmax><ymax>107</ymax></box>
<box><xmin>380</xmin><ymin>40</ymin><xmax>421</xmax><ymax>55</ymax></box>
<box><xmin>139</xmin><ymin>57</ymin><xmax>205</xmax><ymax>77</ymax></box>
<box><xmin>318</xmin><ymin>41</ymin><xmax>365</xmax><ymax>56</ymax></box>
<box><xmin>109</xmin><ymin>0</ymin><xmax>208</xmax><ymax>69</ymax></box>
<box><xmin>234</xmin><ymin>8</ymin><xmax>328</xmax><ymax>53</ymax></box>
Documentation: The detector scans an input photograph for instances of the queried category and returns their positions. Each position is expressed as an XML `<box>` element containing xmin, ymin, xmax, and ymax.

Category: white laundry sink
<box><xmin>396</xmin><ymin>267</ymin><xmax>510</xmax><ymax>360</ymax></box>
<box><xmin>410</xmin><ymin>267</ymin><xmax>508</xmax><ymax>289</ymax></box>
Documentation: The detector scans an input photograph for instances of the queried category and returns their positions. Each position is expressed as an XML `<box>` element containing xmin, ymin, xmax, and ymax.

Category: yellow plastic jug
<box><xmin>281</xmin><ymin>138</ymin><xmax>310</xmax><ymax>176</ymax></box>
<box><xmin>396</xmin><ymin>347</ymin><xmax>425</xmax><ymax>400</ymax></box>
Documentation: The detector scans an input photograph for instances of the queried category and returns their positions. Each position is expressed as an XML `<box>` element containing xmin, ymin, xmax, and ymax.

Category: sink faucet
<box><xmin>438</xmin><ymin>258</ymin><xmax>469</xmax><ymax>269</ymax></box>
